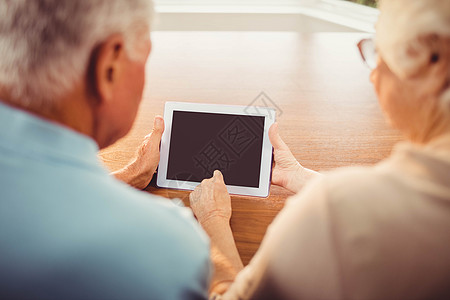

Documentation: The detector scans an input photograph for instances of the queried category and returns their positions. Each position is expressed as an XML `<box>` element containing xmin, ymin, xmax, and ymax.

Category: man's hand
<box><xmin>113</xmin><ymin>116</ymin><xmax>164</xmax><ymax>189</ymax></box>
<box><xmin>189</xmin><ymin>170</ymin><xmax>231</xmax><ymax>225</ymax></box>
<box><xmin>269</xmin><ymin>122</ymin><xmax>320</xmax><ymax>193</ymax></box>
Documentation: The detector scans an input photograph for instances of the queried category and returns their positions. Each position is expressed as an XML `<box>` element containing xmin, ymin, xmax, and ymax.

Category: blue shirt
<box><xmin>0</xmin><ymin>102</ymin><xmax>211</xmax><ymax>300</ymax></box>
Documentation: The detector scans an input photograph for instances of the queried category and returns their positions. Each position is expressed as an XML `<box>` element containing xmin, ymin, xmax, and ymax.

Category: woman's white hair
<box><xmin>0</xmin><ymin>0</ymin><xmax>154</xmax><ymax>111</ymax></box>
<box><xmin>376</xmin><ymin>0</ymin><xmax>450</xmax><ymax>77</ymax></box>
<box><xmin>376</xmin><ymin>0</ymin><xmax>450</xmax><ymax>113</ymax></box>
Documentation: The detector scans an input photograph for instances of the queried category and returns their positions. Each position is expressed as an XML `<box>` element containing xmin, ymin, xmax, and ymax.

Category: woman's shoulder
<box><xmin>320</xmin><ymin>164</ymin><xmax>399</xmax><ymax>200</ymax></box>
<box><xmin>290</xmin><ymin>164</ymin><xmax>417</xmax><ymax>219</ymax></box>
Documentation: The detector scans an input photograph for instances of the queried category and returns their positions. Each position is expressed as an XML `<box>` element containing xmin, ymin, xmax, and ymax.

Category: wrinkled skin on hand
<box><xmin>112</xmin><ymin>115</ymin><xmax>164</xmax><ymax>189</ymax></box>
<box><xmin>189</xmin><ymin>170</ymin><xmax>232</xmax><ymax>224</ymax></box>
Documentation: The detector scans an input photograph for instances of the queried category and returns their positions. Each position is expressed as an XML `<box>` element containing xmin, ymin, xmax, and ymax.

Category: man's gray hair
<box><xmin>0</xmin><ymin>0</ymin><xmax>154</xmax><ymax>111</ymax></box>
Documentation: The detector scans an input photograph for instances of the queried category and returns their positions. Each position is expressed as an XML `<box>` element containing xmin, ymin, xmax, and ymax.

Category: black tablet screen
<box><xmin>167</xmin><ymin>111</ymin><xmax>265</xmax><ymax>187</ymax></box>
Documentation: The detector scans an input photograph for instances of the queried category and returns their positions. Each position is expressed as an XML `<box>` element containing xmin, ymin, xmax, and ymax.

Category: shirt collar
<box><xmin>379</xmin><ymin>134</ymin><xmax>450</xmax><ymax>188</ymax></box>
<box><xmin>423</xmin><ymin>133</ymin><xmax>450</xmax><ymax>153</ymax></box>
<box><xmin>0</xmin><ymin>101</ymin><xmax>103</xmax><ymax>171</ymax></box>
<box><xmin>396</xmin><ymin>134</ymin><xmax>450</xmax><ymax>163</ymax></box>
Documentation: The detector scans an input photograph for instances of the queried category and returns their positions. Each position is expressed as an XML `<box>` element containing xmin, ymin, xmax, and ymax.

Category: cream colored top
<box><xmin>222</xmin><ymin>135</ymin><xmax>450</xmax><ymax>300</ymax></box>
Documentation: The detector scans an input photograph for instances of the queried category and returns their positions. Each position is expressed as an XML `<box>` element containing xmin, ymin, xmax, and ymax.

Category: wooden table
<box><xmin>99</xmin><ymin>32</ymin><xmax>402</xmax><ymax>265</ymax></box>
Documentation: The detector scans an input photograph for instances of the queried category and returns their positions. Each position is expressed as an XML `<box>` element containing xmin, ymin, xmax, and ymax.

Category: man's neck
<box><xmin>0</xmin><ymin>88</ymin><xmax>97</xmax><ymax>144</ymax></box>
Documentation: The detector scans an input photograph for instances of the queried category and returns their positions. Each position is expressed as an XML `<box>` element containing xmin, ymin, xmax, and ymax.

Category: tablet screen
<box><xmin>167</xmin><ymin>111</ymin><xmax>265</xmax><ymax>187</ymax></box>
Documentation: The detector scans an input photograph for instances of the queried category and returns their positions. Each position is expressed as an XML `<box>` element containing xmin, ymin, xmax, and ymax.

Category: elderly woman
<box><xmin>189</xmin><ymin>0</ymin><xmax>450</xmax><ymax>299</ymax></box>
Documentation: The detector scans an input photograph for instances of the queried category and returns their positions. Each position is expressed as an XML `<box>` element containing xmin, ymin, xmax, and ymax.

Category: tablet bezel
<box><xmin>157</xmin><ymin>102</ymin><xmax>275</xmax><ymax>197</ymax></box>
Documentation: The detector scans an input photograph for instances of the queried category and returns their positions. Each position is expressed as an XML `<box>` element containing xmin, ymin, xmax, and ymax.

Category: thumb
<box><xmin>147</xmin><ymin>115</ymin><xmax>164</xmax><ymax>143</ymax></box>
<box><xmin>269</xmin><ymin>122</ymin><xmax>289</xmax><ymax>150</ymax></box>
<box><xmin>153</xmin><ymin>115</ymin><xmax>164</xmax><ymax>135</ymax></box>
<box><xmin>140</xmin><ymin>116</ymin><xmax>164</xmax><ymax>155</ymax></box>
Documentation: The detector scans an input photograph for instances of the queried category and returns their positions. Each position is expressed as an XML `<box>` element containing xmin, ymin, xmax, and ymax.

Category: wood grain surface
<box><xmin>99</xmin><ymin>32</ymin><xmax>403</xmax><ymax>265</ymax></box>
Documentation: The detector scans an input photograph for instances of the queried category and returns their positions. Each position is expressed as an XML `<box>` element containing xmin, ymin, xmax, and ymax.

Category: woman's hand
<box><xmin>189</xmin><ymin>170</ymin><xmax>243</xmax><ymax>295</ymax></box>
<box><xmin>113</xmin><ymin>116</ymin><xmax>164</xmax><ymax>189</ymax></box>
<box><xmin>189</xmin><ymin>170</ymin><xmax>231</xmax><ymax>225</ymax></box>
<box><xmin>269</xmin><ymin>122</ymin><xmax>320</xmax><ymax>193</ymax></box>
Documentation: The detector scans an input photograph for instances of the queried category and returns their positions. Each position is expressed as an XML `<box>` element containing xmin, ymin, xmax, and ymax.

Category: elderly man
<box><xmin>0</xmin><ymin>1</ymin><xmax>210</xmax><ymax>299</ymax></box>
<box><xmin>190</xmin><ymin>0</ymin><xmax>450</xmax><ymax>299</ymax></box>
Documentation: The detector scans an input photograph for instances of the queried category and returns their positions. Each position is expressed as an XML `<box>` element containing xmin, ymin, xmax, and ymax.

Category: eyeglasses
<box><xmin>357</xmin><ymin>38</ymin><xmax>378</xmax><ymax>70</ymax></box>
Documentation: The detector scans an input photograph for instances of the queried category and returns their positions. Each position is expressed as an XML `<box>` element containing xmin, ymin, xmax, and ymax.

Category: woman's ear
<box><xmin>412</xmin><ymin>35</ymin><xmax>450</xmax><ymax>76</ymax></box>
<box><xmin>85</xmin><ymin>34</ymin><xmax>126</xmax><ymax>107</ymax></box>
<box><xmin>422</xmin><ymin>35</ymin><xmax>450</xmax><ymax>93</ymax></box>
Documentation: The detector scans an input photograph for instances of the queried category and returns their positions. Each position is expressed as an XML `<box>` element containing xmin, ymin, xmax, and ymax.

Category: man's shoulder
<box><xmin>1</xmin><ymin>167</ymin><xmax>211</xmax><ymax>299</ymax></box>
<box><xmin>80</xmin><ymin>177</ymin><xmax>210</xmax><ymax>257</ymax></box>
<box><xmin>80</xmin><ymin>184</ymin><xmax>211</xmax><ymax>299</ymax></box>
<box><xmin>82</xmin><ymin>188</ymin><xmax>211</xmax><ymax>299</ymax></box>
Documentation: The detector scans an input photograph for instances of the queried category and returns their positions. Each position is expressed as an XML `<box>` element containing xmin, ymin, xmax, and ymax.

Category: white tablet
<box><xmin>157</xmin><ymin>102</ymin><xmax>275</xmax><ymax>197</ymax></box>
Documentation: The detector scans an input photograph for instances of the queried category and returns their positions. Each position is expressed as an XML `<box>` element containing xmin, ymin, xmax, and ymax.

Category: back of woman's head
<box><xmin>376</xmin><ymin>0</ymin><xmax>450</xmax><ymax>115</ymax></box>
<box><xmin>377</xmin><ymin>0</ymin><xmax>450</xmax><ymax>78</ymax></box>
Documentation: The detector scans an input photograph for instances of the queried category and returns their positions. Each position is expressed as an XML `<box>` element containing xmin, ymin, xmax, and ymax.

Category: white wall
<box><xmin>153</xmin><ymin>12</ymin><xmax>361</xmax><ymax>32</ymax></box>
<box><xmin>153</xmin><ymin>0</ymin><xmax>378</xmax><ymax>33</ymax></box>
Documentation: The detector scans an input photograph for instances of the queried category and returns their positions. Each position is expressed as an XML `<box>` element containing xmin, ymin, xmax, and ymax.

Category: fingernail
<box><xmin>155</xmin><ymin>117</ymin><xmax>162</xmax><ymax>127</ymax></box>
<box><xmin>214</xmin><ymin>170</ymin><xmax>221</xmax><ymax>176</ymax></box>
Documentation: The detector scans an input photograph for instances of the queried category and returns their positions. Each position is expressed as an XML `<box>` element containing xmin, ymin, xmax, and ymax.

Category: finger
<box><xmin>213</xmin><ymin>170</ymin><xmax>224</xmax><ymax>183</ymax></box>
<box><xmin>269</xmin><ymin>122</ymin><xmax>289</xmax><ymax>151</ymax></box>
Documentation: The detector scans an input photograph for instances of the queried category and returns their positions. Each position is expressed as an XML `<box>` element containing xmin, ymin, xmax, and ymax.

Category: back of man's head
<box><xmin>0</xmin><ymin>0</ymin><xmax>153</xmax><ymax>113</ymax></box>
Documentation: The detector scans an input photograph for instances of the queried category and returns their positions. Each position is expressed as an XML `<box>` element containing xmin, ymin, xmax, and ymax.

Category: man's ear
<box><xmin>87</xmin><ymin>34</ymin><xmax>126</xmax><ymax>106</ymax></box>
